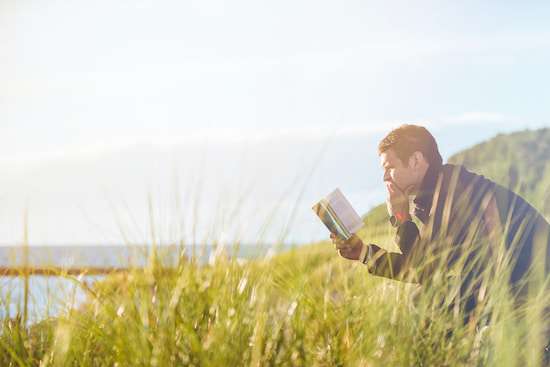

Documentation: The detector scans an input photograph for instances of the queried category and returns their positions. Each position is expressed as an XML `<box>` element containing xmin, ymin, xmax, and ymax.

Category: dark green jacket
<box><xmin>366</xmin><ymin>163</ymin><xmax>550</xmax><ymax>313</ymax></box>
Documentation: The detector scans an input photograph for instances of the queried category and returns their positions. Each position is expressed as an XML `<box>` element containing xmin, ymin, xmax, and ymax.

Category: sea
<box><xmin>0</xmin><ymin>244</ymin><xmax>287</xmax><ymax>323</ymax></box>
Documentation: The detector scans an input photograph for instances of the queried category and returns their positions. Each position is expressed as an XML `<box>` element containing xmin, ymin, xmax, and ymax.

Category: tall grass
<box><xmin>0</xmin><ymin>225</ymin><xmax>547</xmax><ymax>366</ymax></box>
<box><xmin>0</xmin><ymin>172</ymin><xmax>549</xmax><ymax>366</ymax></box>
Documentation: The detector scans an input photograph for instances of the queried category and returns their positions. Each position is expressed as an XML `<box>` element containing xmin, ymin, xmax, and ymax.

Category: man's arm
<box><xmin>333</xmin><ymin>178</ymin><xmax>421</xmax><ymax>281</ymax></box>
<box><xmin>332</xmin><ymin>220</ymin><xmax>420</xmax><ymax>281</ymax></box>
<box><xmin>362</xmin><ymin>220</ymin><xmax>420</xmax><ymax>280</ymax></box>
<box><xmin>367</xmin><ymin>179</ymin><xmax>421</xmax><ymax>280</ymax></box>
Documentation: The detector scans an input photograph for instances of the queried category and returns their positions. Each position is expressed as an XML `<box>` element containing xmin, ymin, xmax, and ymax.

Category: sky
<box><xmin>1</xmin><ymin>0</ymin><xmax>550</xmax><ymax>246</ymax></box>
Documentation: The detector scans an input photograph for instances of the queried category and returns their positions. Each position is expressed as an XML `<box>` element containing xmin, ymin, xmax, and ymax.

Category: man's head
<box><xmin>378</xmin><ymin>124</ymin><xmax>442</xmax><ymax>193</ymax></box>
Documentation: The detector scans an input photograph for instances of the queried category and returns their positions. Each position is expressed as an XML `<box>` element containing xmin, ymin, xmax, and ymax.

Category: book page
<box><xmin>312</xmin><ymin>199</ymin><xmax>350</xmax><ymax>240</ymax></box>
<box><xmin>312</xmin><ymin>188</ymin><xmax>364</xmax><ymax>240</ymax></box>
<box><xmin>326</xmin><ymin>188</ymin><xmax>363</xmax><ymax>234</ymax></box>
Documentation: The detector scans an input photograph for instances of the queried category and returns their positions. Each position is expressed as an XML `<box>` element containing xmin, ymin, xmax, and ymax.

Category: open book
<box><xmin>312</xmin><ymin>188</ymin><xmax>364</xmax><ymax>240</ymax></box>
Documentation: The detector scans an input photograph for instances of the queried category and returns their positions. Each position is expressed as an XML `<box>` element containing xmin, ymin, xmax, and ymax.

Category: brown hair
<box><xmin>378</xmin><ymin>124</ymin><xmax>443</xmax><ymax>167</ymax></box>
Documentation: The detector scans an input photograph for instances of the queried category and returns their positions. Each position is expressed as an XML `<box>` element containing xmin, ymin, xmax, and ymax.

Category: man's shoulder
<box><xmin>440</xmin><ymin>163</ymin><xmax>518</xmax><ymax>197</ymax></box>
<box><xmin>440</xmin><ymin>163</ymin><xmax>483</xmax><ymax>180</ymax></box>
<box><xmin>440</xmin><ymin>164</ymin><xmax>545</xmax><ymax>222</ymax></box>
<box><xmin>439</xmin><ymin>163</ymin><xmax>495</xmax><ymax>191</ymax></box>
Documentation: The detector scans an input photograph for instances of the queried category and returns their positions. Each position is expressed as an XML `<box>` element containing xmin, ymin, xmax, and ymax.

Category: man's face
<box><xmin>380</xmin><ymin>149</ymin><xmax>417</xmax><ymax>193</ymax></box>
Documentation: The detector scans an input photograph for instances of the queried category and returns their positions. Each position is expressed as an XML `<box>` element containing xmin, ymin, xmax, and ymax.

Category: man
<box><xmin>331</xmin><ymin>125</ymin><xmax>550</xmax><ymax>355</ymax></box>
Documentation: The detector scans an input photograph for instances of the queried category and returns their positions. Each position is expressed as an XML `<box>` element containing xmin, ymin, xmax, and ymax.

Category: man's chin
<box><xmin>392</xmin><ymin>182</ymin><xmax>414</xmax><ymax>194</ymax></box>
<box><xmin>403</xmin><ymin>184</ymin><xmax>416</xmax><ymax>195</ymax></box>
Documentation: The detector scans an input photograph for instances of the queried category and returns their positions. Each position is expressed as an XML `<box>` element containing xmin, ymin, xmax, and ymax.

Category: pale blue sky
<box><xmin>1</xmin><ymin>1</ymin><xmax>550</xmax><ymax>245</ymax></box>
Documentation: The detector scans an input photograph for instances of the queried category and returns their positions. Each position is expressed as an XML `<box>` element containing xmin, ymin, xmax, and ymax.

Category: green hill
<box><xmin>364</xmin><ymin>128</ymin><xmax>550</xmax><ymax>222</ymax></box>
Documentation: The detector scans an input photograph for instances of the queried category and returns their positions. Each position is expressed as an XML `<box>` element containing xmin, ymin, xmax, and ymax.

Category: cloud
<box><xmin>0</xmin><ymin>122</ymin><xmax>398</xmax><ymax>168</ymax></box>
<box><xmin>442</xmin><ymin>112</ymin><xmax>516</xmax><ymax>125</ymax></box>
<box><xmin>0</xmin><ymin>113</ymin><xmax>540</xmax><ymax>170</ymax></box>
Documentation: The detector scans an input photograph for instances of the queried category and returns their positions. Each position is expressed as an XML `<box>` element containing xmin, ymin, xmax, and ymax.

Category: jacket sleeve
<box><xmin>363</xmin><ymin>221</ymin><xmax>420</xmax><ymax>281</ymax></box>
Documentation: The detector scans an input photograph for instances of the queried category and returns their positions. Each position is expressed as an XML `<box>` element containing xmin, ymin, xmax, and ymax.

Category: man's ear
<box><xmin>409</xmin><ymin>151</ymin><xmax>425</xmax><ymax>169</ymax></box>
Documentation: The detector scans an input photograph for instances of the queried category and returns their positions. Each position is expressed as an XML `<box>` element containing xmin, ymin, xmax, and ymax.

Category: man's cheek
<box><xmin>391</xmin><ymin>173</ymin><xmax>400</xmax><ymax>184</ymax></box>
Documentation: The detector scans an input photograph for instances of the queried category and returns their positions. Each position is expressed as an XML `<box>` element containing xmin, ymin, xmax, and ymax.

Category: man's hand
<box><xmin>385</xmin><ymin>181</ymin><xmax>412</xmax><ymax>220</ymax></box>
<box><xmin>330</xmin><ymin>233</ymin><xmax>364</xmax><ymax>260</ymax></box>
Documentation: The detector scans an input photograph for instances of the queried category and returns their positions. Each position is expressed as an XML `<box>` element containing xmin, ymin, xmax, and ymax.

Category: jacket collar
<box><xmin>413</xmin><ymin>162</ymin><xmax>443</xmax><ymax>223</ymax></box>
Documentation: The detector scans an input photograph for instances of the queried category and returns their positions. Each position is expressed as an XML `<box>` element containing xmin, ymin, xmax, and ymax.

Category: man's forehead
<box><xmin>380</xmin><ymin>150</ymin><xmax>396</xmax><ymax>166</ymax></box>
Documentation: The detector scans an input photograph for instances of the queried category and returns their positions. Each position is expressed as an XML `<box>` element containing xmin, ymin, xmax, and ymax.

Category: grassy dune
<box><xmin>0</xmin><ymin>218</ymin><xmax>547</xmax><ymax>366</ymax></box>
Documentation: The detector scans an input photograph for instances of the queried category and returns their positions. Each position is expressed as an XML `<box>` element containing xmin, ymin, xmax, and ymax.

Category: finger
<box><xmin>338</xmin><ymin>248</ymin><xmax>352</xmax><ymax>258</ymax></box>
<box><xmin>386</xmin><ymin>181</ymin><xmax>399</xmax><ymax>196</ymax></box>
<box><xmin>388</xmin><ymin>181</ymin><xmax>407</xmax><ymax>198</ymax></box>
<box><xmin>335</xmin><ymin>240</ymin><xmax>353</xmax><ymax>250</ymax></box>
